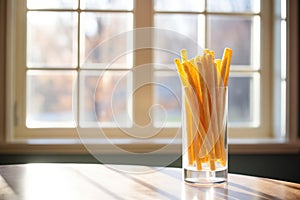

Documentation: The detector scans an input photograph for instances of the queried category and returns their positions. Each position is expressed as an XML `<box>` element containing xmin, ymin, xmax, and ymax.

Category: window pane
<box><xmin>154</xmin><ymin>0</ymin><xmax>204</xmax><ymax>12</ymax></box>
<box><xmin>281</xmin><ymin>0</ymin><xmax>286</xmax><ymax>19</ymax></box>
<box><xmin>153</xmin><ymin>72</ymin><xmax>181</xmax><ymax>127</ymax></box>
<box><xmin>281</xmin><ymin>20</ymin><xmax>286</xmax><ymax>79</ymax></box>
<box><xmin>80</xmin><ymin>70</ymin><xmax>132</xmax><ymax>127</ymax></box>
<box><xmin>207</xmin><ymin>0</ymin><xmax>260</xmax><ymax>13</ymax></box>
<box><xmin>27</xmin><ymin>11</ymin><xmax>77</xmax><ymax>68</ymax></box>
<box><xmin>281</xmin><ymin>81</ymin><xmax>286</xmax><ymax>136</ymax></box>
<box><xmin>26</xmin><ymin>70</ymin><xmax>77</xmax><ymax>128</ymax></box>
<box><xmin>27</xmin><ymin>0</ymin><xmax>78</xmax><ymax>9</ymax></box>
<box><xmin>154</xmin><ymin>14</ymin><xmax>205</xmax><ymax>68</ymax></box>
<box><xmin>80</xmin><ymin>13</ymin><xmax>133</xmax><ymax>68</ymax></box>
<box><xmin>155</xmin><ymin>14</ymin><xmax>199</xmax><ymax>43</ymax></box>
<box><xmin>228</xmin><ymin>74</ymin><xmax>259</xmax><ymax>126</ymax></box>
<box><xmin>207</xmin><ymin>15</ymin><xmax>255</xmax><ymax>67</ymax></box>
<box><xmin>81</xmin><ymin>0</ymin><xmax>133</xmax><ymax>10</ymax></box>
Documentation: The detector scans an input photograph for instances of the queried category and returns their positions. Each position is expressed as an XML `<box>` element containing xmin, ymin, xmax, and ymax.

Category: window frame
<box><xmin>0</xmin><ymin>0</ymin><xmax>299</xmax><ymax>154</ymax></box>
<box><xmin>152</xmin><ymin>0</ymin><xmax>271</xmax><ymax>139</ymax></box>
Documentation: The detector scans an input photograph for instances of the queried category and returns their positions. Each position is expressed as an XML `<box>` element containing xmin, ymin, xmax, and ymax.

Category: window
<box><xmin>5</xmin><ymin>0</ymin><xmax>296</xmax><ymax>147</ymax></box>
<box><xmin>153</xmin><ymin>0</ymin><xmax>265</xmax><ymax>139</ymax></box>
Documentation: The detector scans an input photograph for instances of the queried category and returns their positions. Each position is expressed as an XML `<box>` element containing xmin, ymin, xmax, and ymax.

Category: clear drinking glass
<box><xmin>182</xmin><ymin>86</ymin><xmax>228</xmax><ymax>185</ymax></box>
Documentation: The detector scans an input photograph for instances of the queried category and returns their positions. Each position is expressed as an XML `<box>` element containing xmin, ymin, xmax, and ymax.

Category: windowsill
<box><xmin>228</xmin><ymin>138</ymin><xmax>300</xmax><ymax>154</ymax></box>
<box><xmin>0</xmin><ymin>138</ymin><xmax>299</xmax><ymax>154</ymax></box>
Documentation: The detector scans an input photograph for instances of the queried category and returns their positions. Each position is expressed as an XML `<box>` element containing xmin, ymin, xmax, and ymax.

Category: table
<box><xmin>0</xmin><ymin>164</ymin><xmax>299</xmax><ymax>200</ymax></box>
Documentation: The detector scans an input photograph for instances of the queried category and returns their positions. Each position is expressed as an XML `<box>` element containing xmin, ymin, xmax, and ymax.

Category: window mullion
<box><xmin>10</xmin><ymin>0</ymin><xmax>27</xmax><ymax>140</ymax></box>
<box><xmin>76</xmin><ymin>0</ymin><xmax>81</xmax><ymax>129</ymax></box>
<box><xmin>0</xmin><ymin>0</ymin><xmax>6</xmax><ymax>142</ymax></box>
<box><xmin>260</xmin><ymin>0</ymin><xmax>274</xmax><ymax>137</ymax></box>
<box><xmin>286</xmin><ymin>0</ymin><xmax>299</xmax><ymax>142</ymax></box>
<box><xmin>133</xmin><ymin>0</ymin><xmax>154</xmax><ymax>127</ymax></box>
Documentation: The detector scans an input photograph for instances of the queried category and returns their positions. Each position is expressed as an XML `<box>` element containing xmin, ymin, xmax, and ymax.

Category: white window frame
<box><xmin>2</xmin><ymin>0</ymin><xmax>300</xmax><ymax>154</ymax></box>
<box><xmin>6</xmin><ymin>0</ymin><xmax>181</xmax><ymax>141</ymax></box>
<box><xmin>153</xmin><ymin>1</ymin><xmax>270</xmax><ymax>139</ymax></box>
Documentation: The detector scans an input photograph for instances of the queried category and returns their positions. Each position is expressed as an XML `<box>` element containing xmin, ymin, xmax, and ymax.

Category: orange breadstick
<box><xmin>180</xmin><ymin>49</ymin><xmax>188</xmax><ymax>62</ymax></box>
<box><xmin>220</xmin><ymin>48</ymin><xmax>232</xmax><ymax>86</ymax></box>
<box><xmin>174</xmin><ymin>58</ymin><xmax>188</xmax><ymax>87</ymax></box>
<box><xmin>176</xmin><ymin>59</ymin><xmax>205</xmax><ymax>169</ymax></box>
<box><xmin>203</xmin><ymin>53</ymin><xmax>222</xmax><ymax>170</ymax></box>
<box><xmin>175</xmin><ymin>58</ymin><xmax>195</xmax><ymax>166</ymax></box>
<box><xmin>175</xmin><ymin>48</ymin><xmax>232</xmax><ymax>171</ymax></box>
<box><xmin>184</xmin><ymin>94</ymin><xmax>195</xmax><ymax>165</ymax></box>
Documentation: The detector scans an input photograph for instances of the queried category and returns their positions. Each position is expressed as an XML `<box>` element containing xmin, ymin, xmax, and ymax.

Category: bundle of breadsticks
<box><xmin>175</xmin><ymin>48</ymin><xmax>232</xmax><ymax>171</ymax></box>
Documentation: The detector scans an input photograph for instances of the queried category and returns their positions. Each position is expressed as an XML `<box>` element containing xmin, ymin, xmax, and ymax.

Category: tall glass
<box><xmin>182</xmin><ymin>86</ymin><xmax>228</xmax><ymax>185</ymax></box>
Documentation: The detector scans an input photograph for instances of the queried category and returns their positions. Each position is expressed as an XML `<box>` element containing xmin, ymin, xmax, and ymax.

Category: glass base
<box><xmin>184</xmin><ymin>168</ymin><xmax>227</xmax><ymax>186</ymax></box>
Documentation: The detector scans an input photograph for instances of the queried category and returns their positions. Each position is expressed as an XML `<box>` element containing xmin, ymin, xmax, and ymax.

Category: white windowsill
<box><xmin>0</xmin><ymin>138</ymin><xmax>299</xmax><ymax>154</ymax></box>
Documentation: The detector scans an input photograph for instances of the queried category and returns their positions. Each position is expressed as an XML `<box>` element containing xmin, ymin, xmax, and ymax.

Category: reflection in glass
<box><xmin>182</xmin><ymin>183</ymin><xmax>228</xmax><ymax>199</ymax></box>
<box><xmin>80</xmin><ymin>71</ymin><xmax>132</xmax><ymax>127</ymax></box>
<box><xmin>208</xmin><ymin>15</ymin><xmax>254</xmax><ymax>66</ymax></box>
<box><xmin>153</xmin><ymin>72</ymin><xmax>181</xmax><ymax>127</ymax></box>
<box><xmin>80</xmin><ymin>12</ymin><xmax>133</xmax><ymax>68</ymax></box>
<box><xmin>207</xmin><ymin>0</ymin><xmax>260</xmax><ymax>13</ymax></box>
<box><xmin>81</xmin><ymin>0</ymin><xmax>133</xmax><ymax>10</ymax></box>
<box><xmin>27</xmin><ymin>11</ymin><xmax>77</xmax><ymax>68</ymax></box>
<box><xmin>26</xmin><ymin>71</ymin><xmax>77</xmax><ymax>128</ymax></box>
